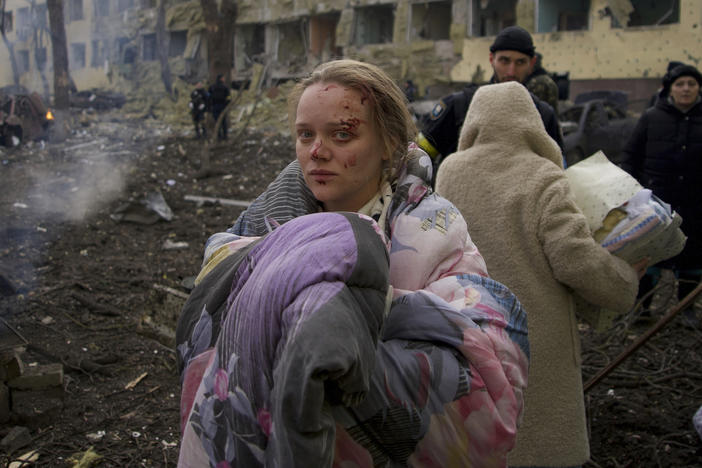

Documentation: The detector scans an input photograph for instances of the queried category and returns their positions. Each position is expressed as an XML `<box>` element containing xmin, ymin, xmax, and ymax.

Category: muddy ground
<box><xmin>0</xmin><ymin>110</ymin><xmax>700</xmax><ymax>467</ymax></box>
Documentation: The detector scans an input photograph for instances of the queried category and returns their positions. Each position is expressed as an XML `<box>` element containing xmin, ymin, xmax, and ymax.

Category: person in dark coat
<box><xmin>647</xmin><ymin>60</ymin><xmax>686</xmax><ymax>108</ymax></box>
<box><xmin>189</xmin><ymin>81</ymin><xmax>209</xmax><ymax>139</ymax></box>
<box><xmin>620</xmin><ymin>64</ymin><xmax>702</xmax><ymax>304</ymax></box>
<box><xmin>209</xmin><ymin>75</ymin><xmax>231</xmax><ymax>140</ymax></box>
<box><xmin>417</xmin><ymin>26</ymin><xmax>563</xmax><ymax>163</ymax></box>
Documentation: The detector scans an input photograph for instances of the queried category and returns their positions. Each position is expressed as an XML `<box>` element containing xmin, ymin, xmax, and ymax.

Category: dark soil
<box><xmin>0</xmin><ymin>111</ymin><xmax>700</xmax><ymax>467</ymax></box>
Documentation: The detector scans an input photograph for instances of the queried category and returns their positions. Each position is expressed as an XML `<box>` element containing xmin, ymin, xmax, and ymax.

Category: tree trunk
<box><xmin>155</xmin><ymin>0</ymin><xmax>173</xmax><ymax>96</ymax></box>
<box><xmin>1</xmin><ymin>1</ymin><xmax>21</xmax><ymax>86</ymax></box>
<box><xmin>30</xmin><ymin>2</ymin><xmax>51</xmax><ymax>98</ymax></box>
<box><xmin>199</xmin><ymin>0</ymin><xmax>237</xmax><ymax>83</ymax></box>
<box><xmin>46</xmin><ymin>0</ymin><xmax>70</xmax><ymax>142</ymax></box>
<box><xmin>47</xmin><ymin>0</ymin><xmax>70</xmax><ymax>110</ymax></box>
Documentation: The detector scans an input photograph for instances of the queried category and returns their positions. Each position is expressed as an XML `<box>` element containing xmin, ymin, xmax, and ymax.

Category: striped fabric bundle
<box><xmin>598</xmin><ymin>189</ymin><xmax>686</xmax><ymax>265</ymax></box>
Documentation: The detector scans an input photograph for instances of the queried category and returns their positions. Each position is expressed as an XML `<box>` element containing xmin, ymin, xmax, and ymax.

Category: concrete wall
<box><xmin>453</xmin><ymin>0</ymin><xmax>702</xmax><ymax>108</ymax></box>
<box><xmin>2</xmin><ymin>0</ymin><xmax>700</xmax><ymax>111</ymax></box>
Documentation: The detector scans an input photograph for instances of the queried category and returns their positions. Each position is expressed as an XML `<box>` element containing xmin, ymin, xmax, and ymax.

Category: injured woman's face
<box><xmin>295</xmin><ymin>81</ymin><xmax>388</xmax><ymax>213</ymax></box>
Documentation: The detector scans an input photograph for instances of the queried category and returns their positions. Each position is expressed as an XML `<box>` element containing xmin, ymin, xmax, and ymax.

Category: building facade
<box><xmin>1</xmin><ymin>0</ymin><xmax>700</xmax><ymax>111</ymax></box>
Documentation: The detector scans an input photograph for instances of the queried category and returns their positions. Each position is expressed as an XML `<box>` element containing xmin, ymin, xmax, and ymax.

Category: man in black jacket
<box><xmin>189</xmin><ymin>81</ymin><xmax>209</xmax><ymax>139</ymax></box>
<box><xmin>209</xmin><ymin>75</ymin><xmax>231</xmax><ymax>140</ymax></box>
<box><xmin>418</xmin><ymin>26</ymin><xmax>563</xmax><ymax>163</ymax></box>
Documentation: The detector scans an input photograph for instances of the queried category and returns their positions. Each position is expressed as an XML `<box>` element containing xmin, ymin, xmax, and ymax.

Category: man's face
<box><xmin>489</xmin><ymin>50</ymin><xmax>536</xmax><ymax>83</ymax></box>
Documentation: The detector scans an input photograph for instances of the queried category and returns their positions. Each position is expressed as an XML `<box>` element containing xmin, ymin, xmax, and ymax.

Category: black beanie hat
<box><xmin>666</xmin><ymin>61</ymin><xmax>685</xmax><ymax>73</ymax></box>
<box><xmin>663</xmin><ymin>64</ymin><xmax>702</xmax><ymax>92</ymax></box>
<box><xmin>489</xmin><ymin>26</ymin><xmax>535</xmax><ymax>57</ymax></box>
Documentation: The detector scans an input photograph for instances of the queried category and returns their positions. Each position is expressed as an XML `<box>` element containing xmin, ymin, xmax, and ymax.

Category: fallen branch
<box><xmin>70</xmin><ymin>292</ymin><xmax>121</xmax><ymax>317</ymax></box>
<box><xmin>183</xmin><ymin>194</ymin><xmax>252</xmax><ymax>208</ymax></box>
<box><xmin>584</xmin><ymin>281</ymin><xmax>702</xmax><ymax>393</ymax></box>
<box><xmin>152</xmin><ymin>283</ymin><xmax>190</xmax><ymax>299</ymax></box>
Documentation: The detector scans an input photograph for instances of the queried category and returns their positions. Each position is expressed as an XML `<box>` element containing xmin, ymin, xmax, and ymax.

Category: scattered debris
<box><xmin>66</xmin><ymin>446</ymin><xmax>101</xmax><ymax>468</ymax></box>
<box><xmin>162</xmin><ymin>239</ymin><xmax>189</xmax><ymax>250</ymax></box>
<box><xmin>153</xmin><ymin>283</ymin><xmax>190</xmax><ymax>300</ymax></box>
<box><xmin>8</xmin><ymin>449</ymin><xmax>39</xmax><ymax>468</ymax></box>
<box><xmin>124</xmin><ymin>372</ymin><xmax>148</xmax><ymax>390</ymax></box>
<box><xmin>70</xmin><ymin>90</ymin><xmax>126</xmax><ymax>110</ymax></box>
<box><xmin>0</xmin><ymin>426</ymin><xmax>32</xmax><ymax>453</ymax></box>
<box><xmin>0</xmin><ymin>90</ymin><xmax>53</xmax><ymax>147</ymax></box>
<box><xmin>184</xmin><ymin>194</ymin><xmax>252</xmax><ymax>208</ymax></box>
<box><xmin>111</xmin><ymin>191</ymin><xmax>174</xmax><ymax>224</ymax></box>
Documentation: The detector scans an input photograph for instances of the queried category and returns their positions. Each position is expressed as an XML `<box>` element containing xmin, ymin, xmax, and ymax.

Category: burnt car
<box><xmin>560</xmin><ymin>90</ymin><xmax>639</xmax><ymax>167</ymax></box>
<box><xmin>0</xmin><ymin>88</ymin><xmax>53</xmax><ymax>147</ymax></box>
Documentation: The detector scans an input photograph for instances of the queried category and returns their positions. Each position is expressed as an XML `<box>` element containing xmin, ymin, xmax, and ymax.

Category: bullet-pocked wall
<box><xmin>453</xmin><ymin>0</ymin><xmax>702</xmax><ymax>111</ymax></box>
<box><xmin>1</xmin><ymin>0</ymin><xmax>700</xmax><ymax>112</ymax></box>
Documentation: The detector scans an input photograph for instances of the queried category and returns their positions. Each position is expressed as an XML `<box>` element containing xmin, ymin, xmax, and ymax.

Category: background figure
<box><xmin>436</xmin><ymin>82</ymin><xmax>642</xmax><ymax>468</ymax></box>
<box><xmin>648</xmin><ymin>60</ymin><xmax>685</xmax><ymax>108</ymax></box>
<box><xmin>209</xmin><ymin>74</ymin><xmax>231</xmax><ymax>140</ymax></box>
<box><xmin>525</xmin><ymin>52</ymin><xmax>560</xmax><ymax>113</ymax></box>
<box><xmin>188</xmin><ymin>81</ymin><xmax>209</xmax><ymax>139</ymax></box>
<box><xmin>403</xmin><ymin>79</ymin><xmax>418</xmax><ymax>102</ymax></box>
<box><xmin>620</xmin><ymin>64</ymin><xmax>702</xmax><ymax>314</ymax></box>
<box><xmin>177</xmin><ymin>59</ymin><xmax>529</xmax><ymax>468</ymax></box>
<box><xmin>417</xmin><ymin>25</ymin><xmax>562</xmax><ymax>163</ymax></box>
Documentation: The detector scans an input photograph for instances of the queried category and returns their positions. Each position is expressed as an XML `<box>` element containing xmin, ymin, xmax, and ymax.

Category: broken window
<box><xmin>17</xmin><ymin>7</ymin><xmax>30</xmax><ymax>40</ymax></box>
<box><xmin>608</xmin><ymin>0</ymin><xmax>679</xmax><ymax>28</ymax></box>
<box><xmin>91</xmin><ymin>39</ymin><xmax>104</xmax><ymax>66</ymax></box>
<box><xmin>36</xmin><ymin>47</ymin><xmax>47</xmax><ymax>69</ymax></box>
<box><xmin>116</xmin><ymin>36</ymin><xmax>135</xmax><ymax>64</ymax></box>
<box><xmin>168</xmin><ymin>30</ymin><xmax>187</xmax><ymax>57</ymax></box>
<box><xmin>470</xmin><ymin>0</ymin><xmax>516</xmax><ymax>37</ymax></box>
<box><xmin>95</xmin><ymin>0</ymin><xmax>110</xmax><ymax>17</ymax></box>
<box><xmin>353</xmin><ymin>4</ymin><xmax>395</xmax><ymax>45</ymax></box>
<box><xmin>142</xmin><ymin>33</ymin><xmax>156</xmax><ymax>61</ymax></box>
<box><xmin>18</xmin><ymin>49</ymin><xmax>30</xmax><ymax>74</ymax></box>
<box><xmin>71</xmin><ymin>42</ymin><xmax>86</xmax><ymax>68</ymax></box>
<box><xmin>277</xmin><ymin>20</ymin><xmax>307</xmax><ymax>67</ymax></box>
<box><xmin>34</xmin><ymin>4</ymin><xmax>47</xmax><ymax>29</ymax></box>
<box><xmin>234</xmin><ymin>23</ymin><xmax>265</xmax><ymax>70</ymax></box>
<box><xmin>537</xmin><ymin>0</ymin><xmax>589</xmax><ymax>32</ymax></box>
<box><xmin>117</xmin><ymin>0</ymin><xmax>134</xmax><ymax>13</ymax></box>
<box><xmin>411</xmin><ymin>1</ymin><xmax>451</xmax><ymax>40</ymax></box>
<box><xmin>68</xmin><ymin>0</ymin><xmax>84</xmax><ymax>21</ymax></box>
<box><xmin>1</xmin><ymin>11</ymin><xmax>13</xmax><ymax>34</ymax></box>
<box><xmin>309</xmin><ymin>13</ymin><xmax>341</xmax><ymax>61</ymax></box>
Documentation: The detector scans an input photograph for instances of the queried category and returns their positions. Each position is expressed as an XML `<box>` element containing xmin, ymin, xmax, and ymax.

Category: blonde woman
<box><xmin>176</xmin><ymin>60</ymin><xmax>529</xmax><ymax>467</ymax></box>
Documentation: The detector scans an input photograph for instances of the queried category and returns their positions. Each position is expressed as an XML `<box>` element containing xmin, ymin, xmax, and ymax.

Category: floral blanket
<box><xmin>176</xmin><ymin>149</ymin><xmax>529</xmax><ymax>467</ymax></box>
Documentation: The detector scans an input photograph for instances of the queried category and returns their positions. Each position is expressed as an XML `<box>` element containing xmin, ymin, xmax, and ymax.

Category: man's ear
<box><xmin>489</xmin><ymin>52</ymin><xmax>495</xmax><ymax>66</ymax></box>
<box><xmin>529</xmin><ymin>55</ymin><xmax>537</xmax><ymax>70</ymax></box>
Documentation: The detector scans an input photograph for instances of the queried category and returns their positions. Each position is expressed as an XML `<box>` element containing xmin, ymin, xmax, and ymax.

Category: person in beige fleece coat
<box><xmin>435</xmin><ymin>81</ymin><xmax>644</xmax><ymax>468</ymax></box>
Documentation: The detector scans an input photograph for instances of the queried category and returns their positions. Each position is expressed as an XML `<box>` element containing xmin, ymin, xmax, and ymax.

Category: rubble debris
<box><xmin>0</xmin><ymin>90</ymin><xmax>53</xmax><ymax>147</ymax></box>
<box><xmin>0</xmin><ymin>350</ymin><xmax>65</xmax><ymax>428</ymax></box>
<box><xmin>184</xmin><ymin>194</ymin><xmax>252</xmax><ymax>208</ymax></box>
<box><xmin>7</xmin><ymin>449</ymin><xmax>39</xmax><ymax>468</ymax></box>
<box><xmin>162</xmin><ymin>239</ymin><xmax>189</xmax><ymax>250</ymax></box>
<box><xmin>0</xmin><ymin>426</ymin><xmax>32</xmax><ymax>453</ymax></box>
<box><xmin>67</xmin><ymin>446</ymin><xmax>102</xmax><ymax>467</ymax></box>
<box><xmin>111</xmin><ymin>191</ymin><xmax>174</xmax><ymax>224</ymax></box>
<box><xmin>8</xmin><ymin>363</ymin><xmax>64</xmax><ymax>390</ymax></box>
<box><xmin>70</xmin><ymin>90</ymin><xmax>126</xmax><ymax>110</ymax></box>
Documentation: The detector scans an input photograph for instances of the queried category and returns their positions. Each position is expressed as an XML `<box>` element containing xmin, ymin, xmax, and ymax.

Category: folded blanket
<box><xmin>177</xmin><ymin>211</ymin><xmax>528</xmax><ymax>467</ymax></box>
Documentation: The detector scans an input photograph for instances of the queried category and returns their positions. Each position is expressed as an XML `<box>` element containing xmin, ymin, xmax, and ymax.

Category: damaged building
<box><xmin>0</xmin><ymin>0</ymin><xmax>701</xmax><ymax>112</ymax></box>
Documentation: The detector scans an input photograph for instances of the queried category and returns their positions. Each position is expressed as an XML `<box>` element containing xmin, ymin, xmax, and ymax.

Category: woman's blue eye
<box><xmin>335</xmin><ymin>131</ymin><xmax>351</xmax><ymax>140</ymax></box>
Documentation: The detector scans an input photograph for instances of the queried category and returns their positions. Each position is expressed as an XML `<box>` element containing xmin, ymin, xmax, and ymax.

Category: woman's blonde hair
<box><xmin>288</xmin><ymin>59</ymin><xmax>417</xmax><ymax>178</ymax></box>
